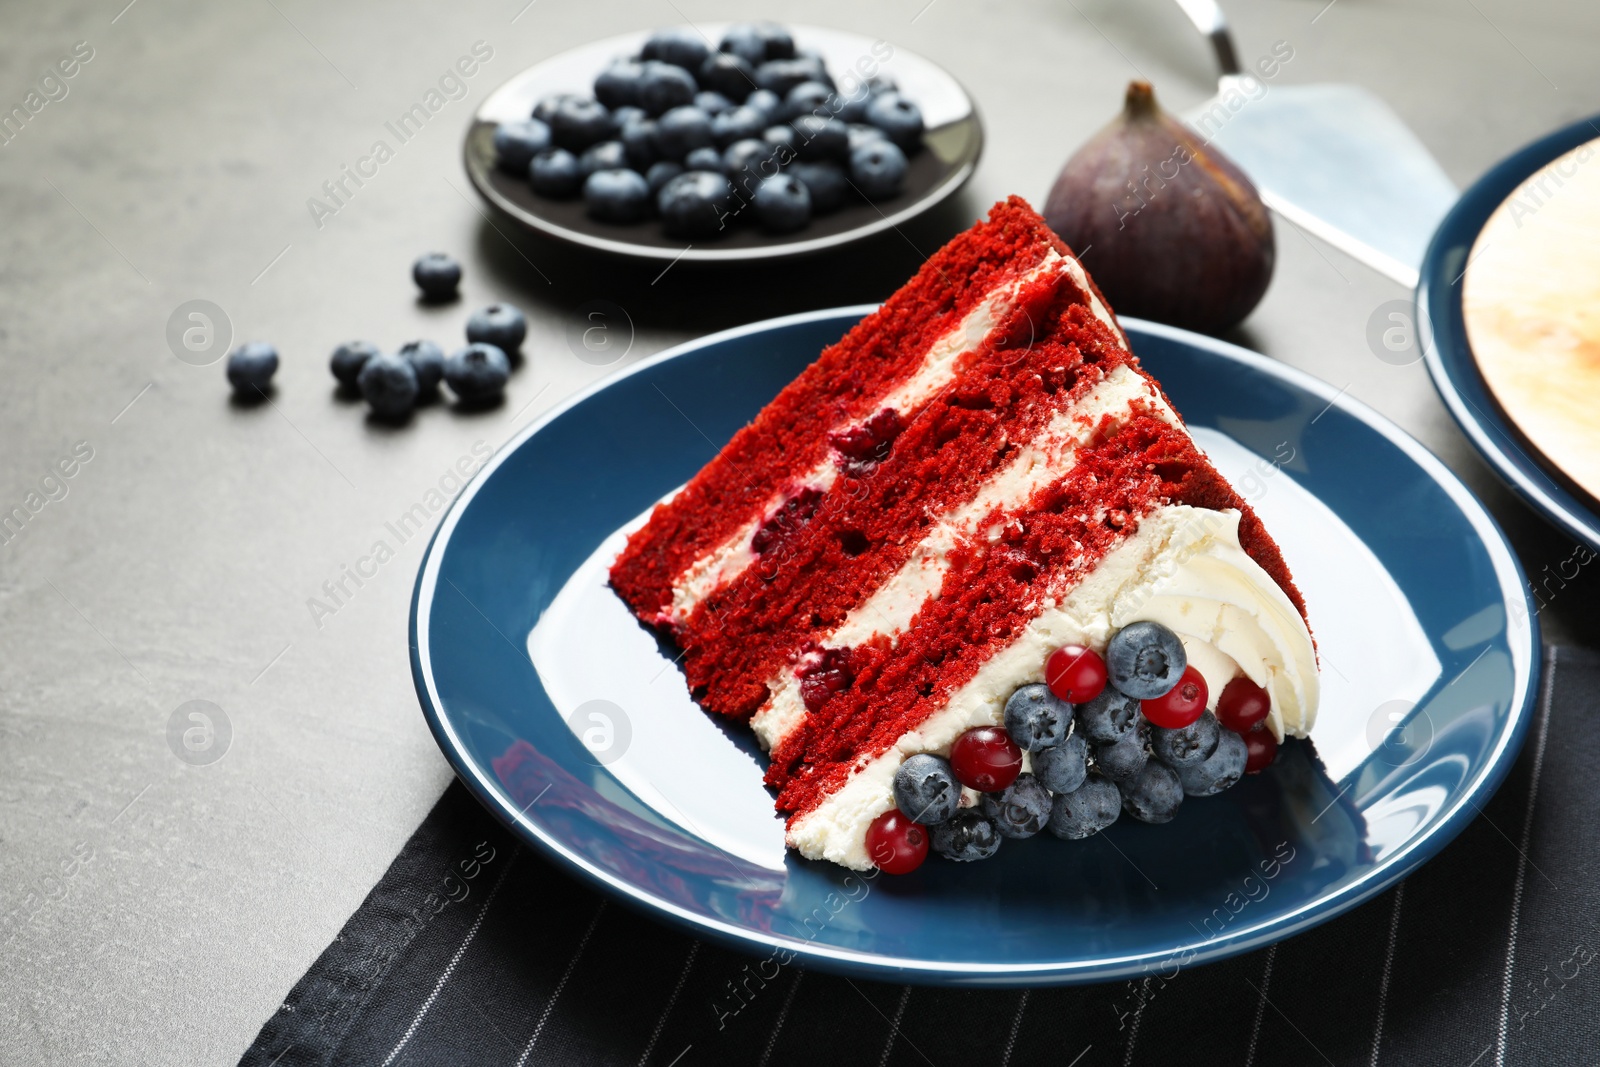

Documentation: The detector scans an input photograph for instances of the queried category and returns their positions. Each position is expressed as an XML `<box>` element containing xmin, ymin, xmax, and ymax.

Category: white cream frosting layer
<box><xmin>665</xmin><ymin>247</ymin><xmax>1121</xmax><ymax>626</ymax></box>
<box><xmin>751</xmin><ymin>362</ymin><xmax>1179</xmax><ymax>750</ymax></box>
<box><xmin>785</xmin><ymin>504</ymin><xmax>1319</xmax><ymax>869</ymax></box>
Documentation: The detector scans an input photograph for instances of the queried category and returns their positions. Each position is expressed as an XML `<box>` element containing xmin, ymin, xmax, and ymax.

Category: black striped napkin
<box><xmin>239</xmin><ymin>646</ymin><xmax>1593</xmax><ymax>1067</ymax></box>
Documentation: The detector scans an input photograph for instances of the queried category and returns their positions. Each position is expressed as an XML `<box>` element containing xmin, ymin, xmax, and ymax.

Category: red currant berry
<box><xmin>1216</xmin><ymin>676</ymin><xmax>1271</xmax><ymax>733</ymax></box>
<box><xmin>865</xmin><ymin>808</ymin><xmax>928</xmax><ymax>874</ymax></box>
<box><xmin>1045</xmin><ymin>645</ymin><xmax>1107</xmax><ymax>704</ymax></box>
<box><xmin>949</xmin><ymin>726</ymin><xmax>1023</xmax><ymax>793</ymax></box>
<box><xmin>1140</xmin><ymin>665</ymin><xmax>1208</xmax><ymax>728</ymax></box>
<box><xmin>1243</xmin><ymin>726</ymin><xmax>1278</xmax><ymax>774</ymax></box>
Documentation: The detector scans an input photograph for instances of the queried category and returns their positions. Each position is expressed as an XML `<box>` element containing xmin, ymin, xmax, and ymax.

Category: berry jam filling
<box><xmin>798</xmin><ymin>646</ymin><xmax>855</xmax><ymax>712</ymax></box>
<box><xmin>750</xmin><ymin>486</ymin><xmax>824</xmax><ymax>557</ymax></box>
<box><xmin>827</xmin><ymin>407</ymin><xmax>905</xmax><ymax>473</ymax></box>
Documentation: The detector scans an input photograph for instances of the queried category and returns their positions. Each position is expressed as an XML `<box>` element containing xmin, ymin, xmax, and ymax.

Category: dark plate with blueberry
<box><xmin>463</xmin><ymin>24</ymin><xmax>982</xmax><ymax>261</ymax></box>
<box><xmin>412</xmin><ymin>310</ymin><xmax>1538</xmax><ymax>985</ymax></box>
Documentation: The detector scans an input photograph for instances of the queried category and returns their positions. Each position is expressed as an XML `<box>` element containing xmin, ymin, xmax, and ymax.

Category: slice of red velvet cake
<box><xmin>611</xmin><ymin>197</ymin><xmax>1318</xmax><ymax>871</ymax></box>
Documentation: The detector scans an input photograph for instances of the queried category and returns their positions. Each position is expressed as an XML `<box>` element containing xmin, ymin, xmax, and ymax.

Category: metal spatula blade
<box><xmin>1174</xmin><ymin>1</ymin><xmax>1458</xmax><ymax>288</ymax></box>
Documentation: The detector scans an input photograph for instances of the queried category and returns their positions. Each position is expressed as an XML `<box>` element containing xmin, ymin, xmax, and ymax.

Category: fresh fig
<box><xmin>1043</xmin><ymin>81</ymin><xmax>1274</xmax><ymax>334</ymax></box>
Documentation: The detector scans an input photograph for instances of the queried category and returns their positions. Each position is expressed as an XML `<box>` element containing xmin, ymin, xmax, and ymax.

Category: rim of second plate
<box><xmin>1419</xmin><ymin>112</ymin><xmax>1600</xmax><ymax>551</ymax></box>
<box><xmin>411</xmin><ymin>307</ymin><xmax>1539</xmax><ymax>982</ymax></box>
<box><xmin>462</xmin><ymin>25</ymin><xmax>983</xmax><ymax>262</ymax></box>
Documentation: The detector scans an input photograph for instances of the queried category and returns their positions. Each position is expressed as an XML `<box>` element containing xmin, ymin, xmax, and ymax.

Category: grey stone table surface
<box><xmin>0</xmin><ymin>0</ymin><xmax>1595</xmax><ymax>1061</ymax></box>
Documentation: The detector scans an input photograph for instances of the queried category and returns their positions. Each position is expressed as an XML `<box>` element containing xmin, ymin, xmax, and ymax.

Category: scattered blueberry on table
<box><xmin>412</xmin><ymin>252</ymin><xmax>462</xmax><ymax>301</ymax></box>
<box><xmin>357</xmin><ymin>353</ymin><xmax>420</xmax><ymax>420</ymax></box>
<box><xmin>225</xmin><ymin>342</ymin><xmax>278</xmax><ymax>394</ymax></box>
<box><xmin>465</xmin><ymin>303</ymin><xmax>527</xmax><ymax>354</ymax></box>
<box><xmin>445</xmin><ymin>343</ymin><xmax>512</xmax><ymax>401</ymax></box>
<box><xmin>398</xmin><ymin>339</ymin><xmax>445</xmax><ymax>394</ymax></box>
<box><xmin>329</xmin><ymin>340</ymin><xmax>381</xmax><ymax>386</ymax></box>
<box><xmin>494</xmin><ymin>22</ymin><xmax>927</xmax><ymax>238</ymax></box>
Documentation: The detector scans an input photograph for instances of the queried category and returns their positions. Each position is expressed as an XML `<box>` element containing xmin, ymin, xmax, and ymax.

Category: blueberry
<box><xmin>784</xmin><ymin>80</ymin><xmax>836</xmax><ymax>122</ymax></box>
<box><xmin>330</xmin><ymin>339</ymin><xmax>380</xmax><ymax>386</ymax></box>
<box><xmin>584</xmin><ymin>168</ymin><xmax>652</xmax><ymax>223</ymax></box>
<box><xmin>578</xmin><ymin>140</ymin><xmax>630</xmax><ymax>176</ymax></box>
<box><xmin>1047</xmin><ymin>775</ymin><xmax>1122</xmax><ymax>839</ymax></box>
<box><xmin>694</xmin><ymin>90</ymin><xmax>734</xmax><ymax>116</ymax></box>
<box><xmin>620</xmin><ymin>119</ymin><xmax>658</xmax><ymax>169</ymax></box>
<box><xmin>892</xmin><ymin>753</ymin><xmax>960</xmax><ymax>825</ymax></box>
<box><xmin>684</xmin><ymin>146</ymin><xmax>723</xmax><ymax>172</ymax></box>
<box><xmin>1094</xmin><ymin>719</ymin><xmax>1150</xmax><ymax>784</ymax></box>
<box><xmin>794</xmin><ymin>114</ymin><xmax>851</xmax><ymax>162</ymax></box>
<box><xmin>1119</xmin><ymin>761</ymin><xmax>1184</xmax><ymax>824</ymax></box>
<box><xmin>1032</xmin><ymin>731</ymin><xmax>1089</xmax><ymax>794</ymax></box>
<box><xmin>657</xmin><ymin>170</ymin><xmax>733</xmax><ymax>238</ymax></box>
<box><xmin>1075</xmin><ymin>688</ymin><xmax>1143</xmax><ymax>746</ymax></box>
<box><xmin>711</xmin><ymin>105</ymin><xmax>767</xmax><ymax>147</ymax></box>
<box><xmin>761</xmin><ymin>124</ymin><xmax>800</xmax><ymax>162</ymax></box>
<box><xmin>493</xmin><ymin>118</ymin><xmax>552</xmax><ymax>174</ymax></box>
<box><xmin>723</xmin><ymin>138</ymin><xmax>779</xmax><ymax>194</ymax></box>
<box><xmin>638</xmin><ymin>61</ymin><xmax>697</xmax><ymax>116</ymax></box>
<box><xmin>835</xmin><ymin>85</ymin><xmax>873</xmax><ymax>124</ymax></box>
<box><xmin>717</xmin><ymin>24</ymin><xmax>767</xmax><ymax>66</ymax></box>
<box><xmin>398</xmin><ymin>339</ymin><xmax>444</xmax><ymax>394</ymax></box>
<box><xmin>847</xmin><ymin>122</ymin><xmax>888</xmax><ymax>152</ymax></box>
<box><xmin>750</xmin><ymin>21</ymin><xmax>796</xmax><ymax>60</ymax></box>
<box><xmin>930</xmin><ymin>810</ymin><xmax>1002</xmax><ymax>862</ymax></box>
<box><xmin>1003</xmin><ymin>684</ymin><xmax>1070</xmax><ymax>752</ymax></box>
<box><xmin>226</xmin><ymin>341</ymin><xmax>278</xmax><ymax>393</ymax></box>
<box><xmin>594</xmin><ymin>61</ymin><xmax>645</xmax><ymax>109</ymax></box>
<box><xmin>645</xmin><ymin>160</ymin><xmax>684</xmax><ymax>196</ymax></box>
<box><xmin>697</xmin><ymin>53</ymin><xmax>755</xmax><ymax>102</ymax></box>
<box><xmin>357</xmin><ymin>353</ymin><xmax>419</xmax><ymax>419</ymax></box>
<box><xmin>1177</xmin><ymin>729</ymin><xmax>1248</xmax><ymax>797</ymax></box>
<box><xmin>849</xmin><ymin>140</ymin><xmax>908</xmax><ymax>200</ymax></box>
<box><xmin>532</xmin><ymin>93</ymin><xmax>578</xmax><ymax>123</ymax></box>
<box><xmin>743</xmin><ymin>89</ymin><xmax>782</xmax><ymax>123</ymax></box>
<box><xmin>528</xmin><ymin>148</ymin><xmax>584</xmax><ymax>197</ymax></box>
<box><xmin>610</xmin><ymin>105</ymin><xmax>647</xmax><ymax>130</ymax></box>
<box><xmin>755</xmin><ymin>58</ymin><xmax>827</xmax><ymax>98</ymax></box>
<box><xmin>752</xmin><ymin>174</ymin><xmax>811</xmax><ymax>233</ymax></box>
<box><xmin>864</xmin><ymin>92</ymin><xmax>924</xmax><ymax>151</ymax></box>
<box><xmin>866</xmin><ymin>75</ymin><xmax>900</xmax><ymax>96</ymax></box>
<box><xmin>654</xmin><ymin>105</ymin><xmax>715</xmax><ymax>160</ymax></box>
<box><xmin>548</xmin><ymin>97</ymin><xmax>614</xmax><ymax>151</ymax></box>
<box><xmin>981</xmin><ymin>773</ymin><xmax>1052</xmax><ymax>839</ymax></box>
<box><xmin>640</xmin><ymin>27</ymin><xmax>710</xmax><ymax>72</ymax></box>
<box><xmin>1106</xmin><ymin>621</ymin><xmax>1187</xmax><ymax>700</ymax></box>
<box><xmin>444</xmin><ymin>343</ymin><xmax>511</xmax><ymax>401</ymax></box>
<box><xmin>411</xmin><ymin>252</ymin><xmax>461</xmax><ymax>301</ymax></box>
<box><xmin>1151</xmin><ymin>711</ymin><xmax>1221</xmax><ymax>769</ymax></box>
<box><xmin>720</xmin><ymin>22</ymin><xmax>793</xmax><ymax>65</ymax></box>
<box><xmin>787</xmin><ymin>161</ymin><xmax>849</xmax><ymax>213</ymax></box>
<box><xmin>466</xmin><ymin>303</ymin><xmax>527</xmax><ymax>353</ymax></box>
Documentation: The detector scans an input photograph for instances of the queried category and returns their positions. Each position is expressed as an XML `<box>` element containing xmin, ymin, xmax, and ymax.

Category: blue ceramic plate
<box><xmin>411</xmin><ymin>310</ymin><xmax>1539</xmax><ymax>986</ymax></box>
<box><xmin>1419</xmin><ymin>112</ymin><xmax>1600</xmax><ymax>550</ymax></box>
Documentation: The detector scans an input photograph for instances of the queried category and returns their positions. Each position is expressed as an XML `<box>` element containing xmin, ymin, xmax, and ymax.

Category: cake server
<box><xmin>1173</xmin><ymin>0</ymin><xmax>1458</xmax><ymax>289</ymax></box>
